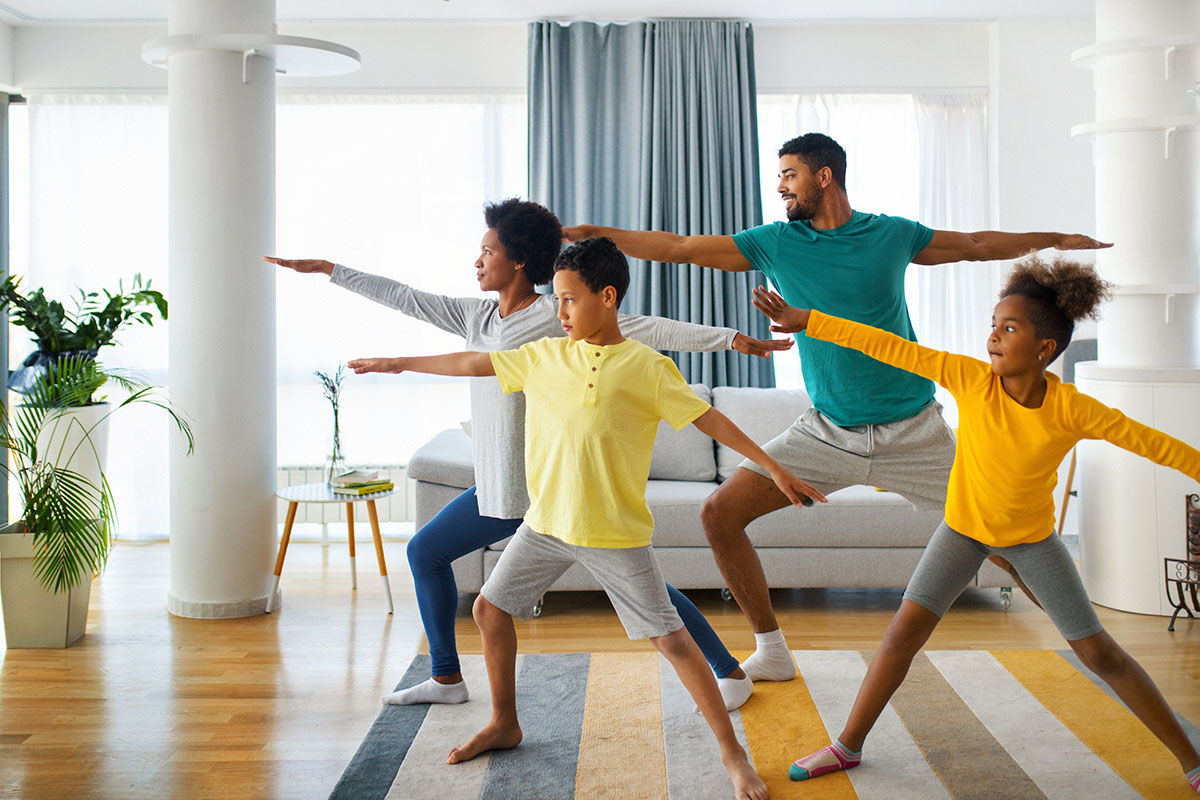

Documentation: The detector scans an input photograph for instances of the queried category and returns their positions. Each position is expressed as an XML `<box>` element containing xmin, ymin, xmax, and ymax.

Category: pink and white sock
<box><xmin>789</xmin><ymin>739</ymin><xmax>861</xmax><ymax>781</ymax></box>
<box><xmin>1185</xmin><ymin>764</ymin><xmax>1200</xmax><ymax>793</ymax></box>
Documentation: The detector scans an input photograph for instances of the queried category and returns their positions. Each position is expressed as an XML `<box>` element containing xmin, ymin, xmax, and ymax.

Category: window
<box><xmin>10</xmin><ymin>93</ymin><xmax>528</xmax><ymax>539</ymax></box>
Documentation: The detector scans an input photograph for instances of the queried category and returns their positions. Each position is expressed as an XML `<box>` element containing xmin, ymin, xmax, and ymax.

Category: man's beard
<box><xmin>785</xmin><ymin>187</ymin><xmax>822</xmax><ymax>221</ymax></box>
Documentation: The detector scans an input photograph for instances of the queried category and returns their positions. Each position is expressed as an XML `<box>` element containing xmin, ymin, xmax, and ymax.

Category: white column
<box><xmin>1073</xmin><ymin>0</ymin><xmax>1200</xmax><ymax>615</ymax></box>
<box><xmin>166</xmin><ymin>0</ymin><xmax>278</xmax><ymax>617</ymax></box>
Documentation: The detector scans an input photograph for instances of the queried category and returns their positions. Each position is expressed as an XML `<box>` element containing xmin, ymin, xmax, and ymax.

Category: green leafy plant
<box><xmin>3</xmin><ymin>353</ymin><xmax>194</xmax><ymax>593</ymax></box>
<box><xmin>0</xmin><ymin>273</ymin><xmax>167</xmax><ymax>405</ymax></box>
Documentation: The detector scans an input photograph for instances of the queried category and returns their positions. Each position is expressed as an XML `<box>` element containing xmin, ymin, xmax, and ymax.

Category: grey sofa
<box><xmin>407</xmin><ymin>385</ymin><xmax>1012</xmax><ymax>600</ymax></box>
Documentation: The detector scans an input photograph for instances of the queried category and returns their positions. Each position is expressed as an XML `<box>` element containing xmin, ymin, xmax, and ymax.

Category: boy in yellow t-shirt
<box><xmin>350</xmin><ymin>237</ymin><xmax>826</xmax><ymax>800</ymax></box>
<box><xmin>751</xmin><ymin>256</ymin><xmax>1200</xmax><ymax>795</ymax></box>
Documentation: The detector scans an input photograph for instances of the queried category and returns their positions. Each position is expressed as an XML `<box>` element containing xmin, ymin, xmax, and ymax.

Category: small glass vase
<box><xmin>325</xmin><ymin>422</ymin><xmax>347</xmax><ymax>484</ymax></box>
<box><xmin>326</xmin><ymin>454</ymin><xmax>348</xmax><ymax>485</ymax></box>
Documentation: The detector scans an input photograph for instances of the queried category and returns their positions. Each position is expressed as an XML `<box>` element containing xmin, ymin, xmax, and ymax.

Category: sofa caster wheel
<box><xmin>720</xmin><ymin>588</ymin><xmax>734</xmax><ymax>602</ymax></box>
<box><xmin>532</xmin><ymin>597</ymin><xmax>543</xmax><ymax>618</ymax></box>
<box><xmin>1000</xmin><ymin>587</ymin><xmax>1012</xmax><ymax>610</ymax></box>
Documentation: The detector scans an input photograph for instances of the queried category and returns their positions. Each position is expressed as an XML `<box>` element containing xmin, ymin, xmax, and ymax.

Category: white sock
<box><xmin>740</xmin><ymin>629</ymin><xmax>796</xmax><ymax>681</ymax></box>
<box><xmin>382</xmin><ymin>677</ymin><xmax>469</xmax><ymax>706</ymax></box>
<box><xmin>718</xmin><ymin>674</ymin><xmax>754</xmax><ymax>711</ymax></box>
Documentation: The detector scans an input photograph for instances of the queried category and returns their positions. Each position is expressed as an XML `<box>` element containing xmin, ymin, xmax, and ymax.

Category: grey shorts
<box><xmin>480</xmin><ymin>524</ymin><xmax>685</xmax><ymax>640</ymax></box>
<box><xmin>904</xmin><ymin>521</ymin><xmax>1104</xmax><ymax>642</ymax></box>
<box><xmin>739</xmin><ymin>402</ymin><xmax>955</xmax><ymax>511</ymax></box>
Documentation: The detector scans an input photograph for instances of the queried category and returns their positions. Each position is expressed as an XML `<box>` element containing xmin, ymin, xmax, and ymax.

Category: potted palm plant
<box><xmin>0</xmin><ymin>275</ymin><xmax>192</xmax><ymax>648</ymax></box>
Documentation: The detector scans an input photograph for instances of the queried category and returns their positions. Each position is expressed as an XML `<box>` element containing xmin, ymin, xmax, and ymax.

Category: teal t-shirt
<box><xmin>733</xmin><ymin>211</ymin><xmax>935</xmax><ymax>427</ymax></box>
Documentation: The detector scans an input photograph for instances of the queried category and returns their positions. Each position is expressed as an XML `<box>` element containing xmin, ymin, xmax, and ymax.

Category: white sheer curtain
<box><xmin>912</xmin><ymin>94</ymin><xmax>993</xmax><ymax>361</ymax></box>
<box><xmin>14</xmin><ymin>93</ymin><xmax>527</xmax><ymax>539</ymax></box>
<box><xmin>17</xmin><ymin>94</ymin><xmax>171</xmax><ymax>539</ymax></box>
<box><xmin>755</xmin><ymin>92</ymin><xmax>988</xmax><ymax>424</ymax></box>
<box><xmin>756</xmin><ymin>94</ymin><xmax>920</xmax><ymax>389</ymax></box>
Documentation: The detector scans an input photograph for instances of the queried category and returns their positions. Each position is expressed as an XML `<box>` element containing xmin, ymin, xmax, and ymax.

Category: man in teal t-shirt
<box><xmin>563</xmin><ymin>132</ymin><xmax>1111</xmax><ymax>685</ymax></box>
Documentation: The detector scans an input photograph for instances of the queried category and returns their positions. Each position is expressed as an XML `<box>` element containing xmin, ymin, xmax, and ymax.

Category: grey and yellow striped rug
<box><xmin>330</xmin><ymin>650</ymin><xmax>1200</xmax><ymax>799</ymax></box>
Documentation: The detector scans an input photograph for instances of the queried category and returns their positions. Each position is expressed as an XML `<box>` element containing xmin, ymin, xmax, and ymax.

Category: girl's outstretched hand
<box><xmin>348</xmin><ymin>358</ymin><xmax>403</xmax><ymax>375</ymax></box>
<box><xmin>752</xmin><ymin>286</ymin><xmax>812</xmax><ymax>334</ymax></box>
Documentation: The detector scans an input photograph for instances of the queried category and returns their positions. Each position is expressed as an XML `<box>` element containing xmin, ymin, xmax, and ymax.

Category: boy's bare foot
<box><xmin>724</xmin><ymin>750</ymin><xmax>768</xmax><ymax>800</ymax></box>
<box><xmin>445</xmin><ymin>721</ymin><xmax>523</xmax><ymax>764</ymax></box>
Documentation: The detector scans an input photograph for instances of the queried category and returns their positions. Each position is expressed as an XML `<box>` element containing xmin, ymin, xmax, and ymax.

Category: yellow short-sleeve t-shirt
<box><xmin>489</xmin><ymin>336</ymin><xmax>710</xmax><ymax>548</ymax></box>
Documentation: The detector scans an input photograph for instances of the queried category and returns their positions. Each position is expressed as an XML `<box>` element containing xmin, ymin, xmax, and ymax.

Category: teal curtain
<box><xmin>529</xmin><ymin>19</ymin><xmax>772</xmax><ymax>388</ymax></box>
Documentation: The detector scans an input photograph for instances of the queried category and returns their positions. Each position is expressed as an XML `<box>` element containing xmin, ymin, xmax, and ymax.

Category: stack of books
<box><xmin>330</xmin><ymin>469</ymin><xmax>395</xmax><ymax>496</ymax></box>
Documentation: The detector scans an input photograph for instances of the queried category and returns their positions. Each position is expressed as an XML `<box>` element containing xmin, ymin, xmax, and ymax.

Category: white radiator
<box><xmin>275</xmin><ymin>464</ymin><xmax>417</xmax><ymax>527</ymax></box>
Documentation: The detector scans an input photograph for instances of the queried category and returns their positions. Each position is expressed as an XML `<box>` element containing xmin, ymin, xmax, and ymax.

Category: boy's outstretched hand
<box><xmin>752</xmin><ymin>286</ymin><xmax>811</xmax><ymax>334</ymax></box>
<box><xmin>348</xmin><ymin>358</ymin><xmax>403</xmax><ymax>375</ymax></box>
<box><xmin>770</xmin><ymin>466</ymin><xmax>826</xmax><ymax>509</ymax></box>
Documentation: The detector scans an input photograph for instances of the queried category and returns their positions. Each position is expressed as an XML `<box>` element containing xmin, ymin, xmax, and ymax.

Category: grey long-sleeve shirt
<box><xmin>332</xmin><ymin>264</ymin><xmax>737</xmax><ymax>519</ymax></box>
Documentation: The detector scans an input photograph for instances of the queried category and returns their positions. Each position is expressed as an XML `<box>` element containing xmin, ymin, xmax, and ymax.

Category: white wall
<box><xmin>754</xmin><ymin>22</ymin><xmax>989</xmax><ymax>91</ymax></box>
<box><xmin>13</xmin><ymin>23</ymin><xmax>527</xmax><ymax>92</ymax></box>
<box><xmin>0</xmin><ymin>23</ymin><xmax>13</xmax><ymax>90</ymax></box>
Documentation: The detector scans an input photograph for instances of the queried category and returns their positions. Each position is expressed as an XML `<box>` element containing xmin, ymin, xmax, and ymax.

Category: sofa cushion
<box><xmin>712</xmin><ymin>386</ymin><xmax>811</xmax><ymax>480</ymax></box>
<box><xmin>648</xmin><ymin>384</ymin><xmax>717</xmax><ymax>482</ymax></box>
<box><xmin>644</xmin><ymin>483</ymin><xmax>940</xmax><ymax>548</ymax></box>
<box><xmin>408</xmin><ymin>428</ymin><xmax>475</xmax><ymax>489</ymax></box>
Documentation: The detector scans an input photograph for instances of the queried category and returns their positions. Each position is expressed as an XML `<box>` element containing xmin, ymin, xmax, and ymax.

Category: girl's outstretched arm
<box><xmin>348</xmin><ymin>352</ymin><xmax>495</xmax><ymax>377</ymax></box>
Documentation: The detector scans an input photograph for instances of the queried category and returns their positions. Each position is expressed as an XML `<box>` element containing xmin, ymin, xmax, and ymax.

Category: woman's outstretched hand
<box><xmin>262</xmin><ymin>256</ymin><xmax>334</xmax><ymax>276</ymax></box>
<box><xmin>732</xmin><ymin>333</ymin><xmax>794</xmax><ymax>358</ymax></box>
<box><xmin>752</xmin><ymin>286</ymin><xmax>811</xmax><ymax>334</ymax></box>
<box><xmin>348</xmin><ymin>358</ymin><xmax>404</xmax><ymax>375</ymax></box>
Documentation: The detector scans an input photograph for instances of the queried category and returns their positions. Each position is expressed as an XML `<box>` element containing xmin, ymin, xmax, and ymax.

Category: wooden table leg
<box><xmin>346</xmin><ymin>502</ymin><xmax>357</xmax><ymax>590</ymax></box>
<box><xmin>266</xmin><ymin>501</ymin><xmax>299</xmax><ymax>613</ymax></box>
<box><xmin>366</xmin><ymin>499</ymin><xmax>393</xmax><ymax>614</ymax></box>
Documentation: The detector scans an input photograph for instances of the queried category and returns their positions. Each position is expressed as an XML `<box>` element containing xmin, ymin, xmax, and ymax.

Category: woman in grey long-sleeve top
<box><xmin>266</xmin><ymin>198</ymin><xmax>787</xmax><ymax>711</ymax></box>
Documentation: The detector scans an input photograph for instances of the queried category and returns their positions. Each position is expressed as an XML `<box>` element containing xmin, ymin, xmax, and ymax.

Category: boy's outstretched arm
<box><xmin>348</xmin><ymin>352</ymin><xmax>495</xmax><ymax>377</ymax></box>
<box><xmin>691</xmin><ymin>407</ymin><xmax>826</xmax><ymax>508</ymax></box>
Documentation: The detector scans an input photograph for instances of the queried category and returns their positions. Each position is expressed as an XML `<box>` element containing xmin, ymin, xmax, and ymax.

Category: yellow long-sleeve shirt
<box><xmin>807</xmin><ymin>310</ymin><xmax>1200</xmax><ymax>546</ymax></box>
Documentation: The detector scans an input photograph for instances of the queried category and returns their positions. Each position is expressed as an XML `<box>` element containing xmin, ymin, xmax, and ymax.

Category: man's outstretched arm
<box><xmin>912</xmin><ymin>230</ymin><xmax>1113</xmax><ymax>265</ymax></box>
<box><xmin>563</xmin><ymin>225</ymin><xmax>752</xmax><ymax>272</ymax></box>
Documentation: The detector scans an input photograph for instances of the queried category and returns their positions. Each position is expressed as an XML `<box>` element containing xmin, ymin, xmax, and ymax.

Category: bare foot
<box><xmin>446</xmin><ymin>721</ymin><xmax>523</xmax><ymax>764</ymax></box>
<box><xmin>724</xmin><ymin>750</ymin><xmax>768</xmax><ymax>800</ymax></box>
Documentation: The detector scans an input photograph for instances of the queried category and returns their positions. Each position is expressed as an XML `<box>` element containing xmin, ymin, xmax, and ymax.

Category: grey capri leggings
<box><xmin>904</xmin><ymin>521</ymin><xmax>1104</xmax><ymax>642</ymax></box>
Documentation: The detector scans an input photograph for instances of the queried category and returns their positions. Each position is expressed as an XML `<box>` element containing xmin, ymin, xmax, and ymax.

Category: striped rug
<box><xmin>330</xmin><ymin>650</ymin><xmax>1200</xmax><ymax>799</ymax></box>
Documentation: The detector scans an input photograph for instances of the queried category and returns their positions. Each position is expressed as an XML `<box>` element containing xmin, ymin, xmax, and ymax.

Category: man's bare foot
<box><xmin>445</xmin><ymin>721</ymin><xmax>523</xmax><ymax>764</ymax></box>
<box><xmin>724</xmin><ymin>750</ymin><xmax>768</xmax><ymax>800</ymax></box>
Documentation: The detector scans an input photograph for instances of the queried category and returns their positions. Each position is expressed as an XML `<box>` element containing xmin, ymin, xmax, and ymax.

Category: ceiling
<box><xmin>0</xmin><ymin>0</ymin><xmax>1093</xmax><ymax>26</ymax></box>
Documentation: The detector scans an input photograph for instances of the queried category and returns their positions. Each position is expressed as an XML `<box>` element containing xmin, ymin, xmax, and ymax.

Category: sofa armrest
<box><xmin>408</xmin><ymin>429</ymin><xmax>475</xmax><ymax>490</ymax></box>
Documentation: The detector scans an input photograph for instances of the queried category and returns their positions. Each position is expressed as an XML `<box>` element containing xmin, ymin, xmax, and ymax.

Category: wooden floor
<box><xmin>1</xmin><ymin>540</ymin><xmax>1197</xmax><ymax>800</ymax></box>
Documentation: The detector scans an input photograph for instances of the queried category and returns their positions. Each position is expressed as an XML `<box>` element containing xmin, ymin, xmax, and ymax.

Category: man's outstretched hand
<box><xmin>1057</xmin><ymin>234</ymin><xmax>1113</xmax><ymax>251</ymax></box>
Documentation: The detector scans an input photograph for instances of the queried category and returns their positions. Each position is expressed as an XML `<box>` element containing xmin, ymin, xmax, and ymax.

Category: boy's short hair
<box><xmin>554</xmin><ymin>237</ymin><xmax>630</xmax><ymax>304</ymax></box>
<box><xmin>483</xmin><ymin>198</ymin><xmax>563</xmax><ymax>285</ymax></box>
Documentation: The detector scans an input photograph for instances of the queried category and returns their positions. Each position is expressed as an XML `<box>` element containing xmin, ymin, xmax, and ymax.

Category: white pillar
<box><xmin>1073</xmin><ymin>0</ymin><xmax>1200</xmax><ymax>615</ymax></box>
<box><xmin>166</xmin><ymin>0</ymin><xmax>278</xmax><ymax>617</ymax></box>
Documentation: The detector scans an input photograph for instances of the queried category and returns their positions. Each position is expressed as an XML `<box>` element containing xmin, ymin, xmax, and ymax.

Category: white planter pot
<box><xmin>0</xmin><ymin>523</ymin><xmax>92</xmax><ymax>648</ymax></box>
<box><xmin>34</xmin><ymin>403</ymin><xmax>111</xmax><ymax>489</ymax></box>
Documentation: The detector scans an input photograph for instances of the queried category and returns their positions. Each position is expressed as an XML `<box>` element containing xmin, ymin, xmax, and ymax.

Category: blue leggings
<box><xmin>407</xmin><ymin>486</ymin><xmax>740</xmax><ymax>679</ymax></box>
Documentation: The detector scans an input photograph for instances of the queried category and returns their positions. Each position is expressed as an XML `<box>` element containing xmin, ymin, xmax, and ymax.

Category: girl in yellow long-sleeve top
<box><xmin>752</xmin><ymin>256</ymin><xmax>1200</xmax><ymax>794</ymax></box>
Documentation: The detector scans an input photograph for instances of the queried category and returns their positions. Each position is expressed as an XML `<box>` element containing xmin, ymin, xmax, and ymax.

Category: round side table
<box><xmin>269</xmin><ymin>481</ymin><xmax>398</xmax><ymax>614</ymax></box>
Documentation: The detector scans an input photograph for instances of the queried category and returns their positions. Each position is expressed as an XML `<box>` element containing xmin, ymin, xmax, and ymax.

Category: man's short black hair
<box><xmin>778</xmin><ymin>133</ymin><xmax>847</xmax><ymax>189</ymax></box>
<box><xmin>553</xmin><ymin>237</ymin><xmax>630</xmax><ymax>304</ymax></box>
<box><xmin>482</xmin><ymin>198</ymin><xmax>563</xmax><ymax>285</ymax></box>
